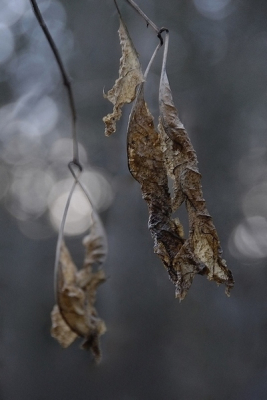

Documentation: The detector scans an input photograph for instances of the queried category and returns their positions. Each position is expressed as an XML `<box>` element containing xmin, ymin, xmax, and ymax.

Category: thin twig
<box><xmin>144</xmin><ymin>43</ymin><xmax>161</xmax><ymax>79</ymax></box>
<box><xmin>54</xmin><ymin>163</ymin><xmax>107</xmax><ymax>301</ymax></box>
<box><xmin>125</xmin><ymin>0</ymin><xmax>168</xmax><ymax>45</ymax></box>
<box><xmin>161</xmin><ymin>30</ymin><xmax>169</xmax><ymax>77</ymax></box>
<box><xmin>114</xmin><ymin>0</ymin><xmax>122</xmax><ymax>18</ymax></box>
<box><xmin>30</xmin><ymin>0</ymin><xmax>80</xmax><ymax>166</ymax></box>
<box><xmin>68</xmin><ymin>162</ymin><xmax>94</xmax><ymax>213</ymax></box>
<box><xmin>54</xmin><ymin>178</ymin><xmax>77</xmax><ymax>300</ymax></box>
<box><xmin>68</xmin><ymin>162</ymin><xmax>108</xmax><ymax>262</ymax></box>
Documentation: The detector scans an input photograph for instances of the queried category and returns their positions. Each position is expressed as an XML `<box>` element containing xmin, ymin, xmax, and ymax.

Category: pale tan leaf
<box><xmin>51</xmin><ymin>219</ymin><xmax>107</xmax><ymax>361</ymax></box>
<box><xmin>57</xmin><ymin>239</ymin><xmax>77</xmax><ymax>286</ymax></box>
<box><xmin>50</xmin><ymin>304</ymin><xmax>77</xmax><ymax>348</ymax></box>
<box><xmin>103</xmin><ymin>17</ymin><xmax>144</xmax><ymax>136</ymax></box>
<box><xmin>82</xmin><ymin>214</ymin><xmax>107</xmax><ymax>269</ymax></box>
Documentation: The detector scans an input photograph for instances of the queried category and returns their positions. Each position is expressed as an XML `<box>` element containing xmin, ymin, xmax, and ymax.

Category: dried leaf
<box><xmin>51</xmin><ymin>219</ymin><xmax>107</xmax><ymax>362</ymax></box>
<box><xmin>127</xmin><ymin>84</ymin><xmax>201</xmax><ymax>299</ymax></box>
<box><xmin>126</xmin><ymin>31</ymin><xmax>234</xmax><ymax>300</ymax></box>
<box><xmin>158</xmin><ymin>60</ymin><xmax>234</xmax><ymax>299</ymax></box>
<box><xmin>103</xmin><ymin>17</ymin><xmax>144</xmax><ymax>136</ymax></box>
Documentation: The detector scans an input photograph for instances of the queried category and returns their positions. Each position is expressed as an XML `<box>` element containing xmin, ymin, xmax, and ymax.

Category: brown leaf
<box><xmin>158</xmin><ymin>59</ymin><xmax>234</xmax><ymax>299</ymax></box>
<box><xmin>51</xmin><ymin>219</ymin><xmax>107</xmax><ymax>362</ymax></box>
<box><xmin>127</xmin><ymin>84</ymin><xmax>201</xmax><ymax>299</ymax></box>
<box><xmin>103</xmin><ymin>17</ymin><xmax>144</xmax><ymax>136</ymax></box>
<box><xmin>126</xmin><ymin>31</ymin><xmax>234</xmax><ymax>300</ymax></box>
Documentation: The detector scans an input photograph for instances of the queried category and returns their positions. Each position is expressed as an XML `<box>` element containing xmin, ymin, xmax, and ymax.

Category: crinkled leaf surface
<box><xmin>127</xmin><ymin>84</ymin><xmax>202</xmax><ymax>299</ymax></box>
<box><xmin>51</xmin><ymin>304</ymin><xmax>77</xmax><ymax>348</ymax></box>
<box><xmin>158</xmin><ymin>67</ymin><xmax>234</xmax><ymax>299</ymax></box>
<box><xmin>103</xmin><ymin>17</ymin><xmax>144</xmax><ymax>136</ymax></box>
<box><xmin>51</xmin><ymin>220</ymin><xmax>107</xmax><ymax>362</ymax></box>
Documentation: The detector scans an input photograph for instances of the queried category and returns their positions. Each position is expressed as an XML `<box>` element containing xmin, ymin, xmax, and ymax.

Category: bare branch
<box><xmin>124</xmin><ymin>0</ymin><xmax>168</xmax><ymax>45</ymax></box>
<box><xmin>29</xmin><ymin>0</ymin><xmax>79</xmax><ymax>165</ymax></box>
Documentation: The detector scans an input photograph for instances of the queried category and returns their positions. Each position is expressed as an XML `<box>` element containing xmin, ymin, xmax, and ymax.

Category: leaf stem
<box><xmin>29</xmin><ymin>0</ymin><xmax>79</xmax><ymax>165</ymax></box>
<box><xmin>54</xmin><ymin>179</ymin><xmax>77</xmax><ymax>300</ymax></box>
<box><xmin>161</xmin><ymin>30</ymin><xmax>170</xmax><ymax>77</ymax></box>
<box><xmin>144</xmin><ymin>43</ymin><xmax>161</xmax><ymax>79</ymax></box>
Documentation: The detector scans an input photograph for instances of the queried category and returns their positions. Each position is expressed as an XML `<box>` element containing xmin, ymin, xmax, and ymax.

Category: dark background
<box><xmin>1</xmin><ymin>0</ymin><xmax>267</xmax><ymax>399</ymax></box>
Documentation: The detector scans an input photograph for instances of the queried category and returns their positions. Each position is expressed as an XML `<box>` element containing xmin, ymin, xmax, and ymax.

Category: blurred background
<box><xmin>1</xmin><ymin>0</ymin><xmax>267</xmax><ymax>399</ymax></box>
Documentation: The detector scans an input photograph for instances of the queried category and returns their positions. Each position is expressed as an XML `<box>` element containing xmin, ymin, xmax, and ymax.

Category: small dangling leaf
<box><xmin>158</xmin><ymin>32</ymin><xmax>234</xmax><ymax>299</ymax></box>
<box><xmin>51</xmin><ymin>216</ymin><xmax>107</xmax><ymax>362</ymax></box>
<box><xmin>103</xmin><ymin>15</ymin><xmax>144</xmax><ymax>136</ymax></box>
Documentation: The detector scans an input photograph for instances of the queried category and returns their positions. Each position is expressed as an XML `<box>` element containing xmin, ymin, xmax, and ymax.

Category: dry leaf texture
<box><xmin>103</xmin><ymin>17</ymin><xmax>144</xmax><ymax>136</ymax></box>
<box><xmin>127</xmin><ymin>84</ymin><xmax>202</xmax><ymax>299</ymax></box>
<box><xmin>158</xmin><ymin>67</ymin><xmax>234</xmax><ymax>298</ymax></box>
<box><xmin>51</xmin><ymin>305</ymin><xmax>77</xmax><ymax>348</ymax></box>
<box><xmin>51</xmin><ymin>220</ymin><xmax>107</xmax><ymax>362</ymax></box>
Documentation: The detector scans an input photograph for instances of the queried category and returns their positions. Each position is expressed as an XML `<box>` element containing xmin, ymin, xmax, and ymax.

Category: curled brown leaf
<box><xmin>126</xmin><ymin>31</ymin><xmax>233</xmax><ymax>300</ymax></box>
<box><xmin>158</xmin><ymin>32</ymin><xmax>234</xmax><ymax>299</ymax></box>
<box><xmin>127</xmin><ymin>84</ymin><xmax>202</xmax><ymax>299</ymax></box>
<box><xmin>103</xmin><ymin>17</ymin><xmax>144</xmax><ymax>136</ymax></box>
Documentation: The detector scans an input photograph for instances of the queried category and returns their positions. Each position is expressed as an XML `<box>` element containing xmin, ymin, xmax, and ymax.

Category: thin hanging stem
<box><xmin>130</xmin><ymin>42</ymin><xmax>161</xmax><ymax>115</ymax></box>
<box><xmin>68</xmin><ymin>162</ymin><xmax>94</xmax><ymax>208</ymax></box>
<box><xmin>30</xmin><ymin>0</ymin><xmax>80</xmax><ymax>166</ymax></box>
<box><xmin>68</xmin><ymin>162</ymin><xmax>108</xmax><ymax>261</ymax></box>
<box><xmin>125</xmin><ymin>0</ymin><xmax>158</xmax><ymax>33</ymax></box>
<box><xmin>161</xmin><ymin>30</ymin><xmax>170</xmax><ymax>77</ymax></box>
<box><xmin>144</xmin><ymin>43</ymin><xmax>161</xmax><ymax>79</ymax></box>
<box><xmin>54</xmin><ymin>163</ymin><xmax>102</xmax><ymax>299</ymax></box>
<box><xmin>124</xmin><ymin>0</ymin><xmax>168</xmax><ymax>45</ymax></box>
<box><xmin>114</xmin><ymin>0</ymin><xmax>123</xmax><ymax>18</ymax></box>
<box><xmin>53</xmin><ymin>179</ymin><xmax>77</xmax><ymax>299</ymax></box>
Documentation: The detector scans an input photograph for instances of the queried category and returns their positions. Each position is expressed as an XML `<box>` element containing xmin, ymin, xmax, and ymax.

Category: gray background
<box><xmin>1</xmin><ymin>0</ymin><xmax>267</xmax><ymax>399</ymax></box>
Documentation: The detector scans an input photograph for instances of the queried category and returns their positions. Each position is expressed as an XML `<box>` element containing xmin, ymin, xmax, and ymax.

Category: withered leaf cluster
<box><xmin>104</xmin><ymin>17</ymin><xmax>234</xmax><ymax>300</ymax></box>
<box><xmin>51</xmin><ymin>215</ymin><xmax>107</xmax><ymax>361</ymax></box>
